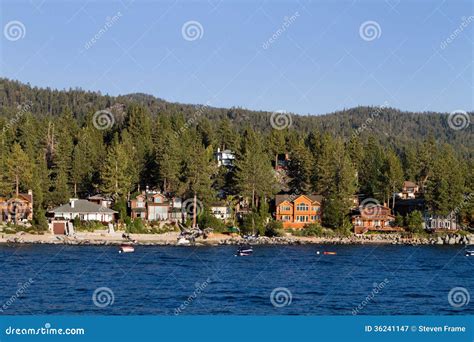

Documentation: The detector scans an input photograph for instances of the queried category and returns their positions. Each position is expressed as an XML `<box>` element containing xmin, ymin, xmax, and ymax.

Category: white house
<box><xmin>424</xmin><ymin>214</ymin><xmax>459</xmax><ymax>231</ymax></box>
<box><xmin>211</xmin><ymin>204</ymin><xmax>231</xmax><ymax>221</ymax></box>
<box><xmin>50</xmin><ymin>199</ymin><xmax>117</xmax><ymax>222</ymax></box>
<box><xmin>215</xmin><ymin>148</ymin><xmax>235</xmax><ymax>167</ymax></box>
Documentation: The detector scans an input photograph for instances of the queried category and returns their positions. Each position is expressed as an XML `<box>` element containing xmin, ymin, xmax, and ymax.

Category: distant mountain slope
<box><xmin>1</xmin><ymin>78</ymin><xmax>472</xmax><ymax>153</ymax></box>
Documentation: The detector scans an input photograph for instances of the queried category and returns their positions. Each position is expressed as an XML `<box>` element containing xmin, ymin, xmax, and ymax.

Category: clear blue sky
<box><xmin>0</xmin><ymin>0</ymin><xmax>472</xmax><ymax>115</ymax></box>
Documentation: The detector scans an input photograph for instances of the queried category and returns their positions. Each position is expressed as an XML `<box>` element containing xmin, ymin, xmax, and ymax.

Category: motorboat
<box><xmin>465</xmin><ymin>245</ymin><xmax>474</xmax><ymax>256</ymax></box>
<box><xmin>177</xmin><ymin>237</ymin><xmax>191</xmax><ymax>245</ymax></box>
<box><xmin>119</xmin><ymin>244</ymin><xmax>135</xmax><ymax>253</ymax></box>
<box><xmin>236</xmin><ymin>245</ymin><xmax>253</xmax><ymax>256</ymax></box>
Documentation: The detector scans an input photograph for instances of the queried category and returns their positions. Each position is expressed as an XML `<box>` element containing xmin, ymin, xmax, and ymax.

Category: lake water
<box><xmin>0</xmin><ymin>244</ymin><xmax>472</xmax><ymax>315</ymax></box>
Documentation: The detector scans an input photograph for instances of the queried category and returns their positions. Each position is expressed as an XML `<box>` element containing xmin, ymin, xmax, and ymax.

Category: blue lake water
<box><xmin>0</xmin><ymin>244</ymin><xmax>472</xmax><ymax>315</ymax></box>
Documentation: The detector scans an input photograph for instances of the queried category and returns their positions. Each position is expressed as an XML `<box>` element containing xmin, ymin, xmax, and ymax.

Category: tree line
<box><xmin>0</xmin><ymin>78</ymin><xmax>472</xmax><ymax>231</ymax></box>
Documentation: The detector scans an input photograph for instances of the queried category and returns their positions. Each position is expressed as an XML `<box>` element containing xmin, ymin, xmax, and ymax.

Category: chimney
<box><xmin>70</xmin><ymin>198</ymin><xmax>77</xmax><ymax>208</ymax></box>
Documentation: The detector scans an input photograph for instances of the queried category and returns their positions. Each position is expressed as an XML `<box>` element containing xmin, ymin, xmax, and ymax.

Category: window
<box><xmin>296</xmin><ymin>203</ymin><xmax>309</xmax><ymax>211</ymax></box>
<box><xmin>311</xmin><ymin>206</ymin><xmax>319</xmax><ymax>212</ymax></box>
<box><xmin>310</xmin><ymin>215</ymin><xmax>315</xmax><ymax>221</ymax></box>
<box><xmin>281</xmin><ymin>206</ymin><xmax>291</xmax><ymax>211</ymax></box>
<box><xmin>137</xmin><ymin>201</ymin><xmax>144</xmax><ymax>208</ymax></box>
<box><xmin>154</xmin><ymin>197</ymin><xmax>162</xmax><ymax>203</ymax></box>
<box><xmin>296</xmin><ymin>216</ymin><xmax>308</xmax><ymax>222</ymax></box>
<box><xmin>282</xmin><ymin>215</ymin><xmax>291</xmax><ymax>221</ymax></box>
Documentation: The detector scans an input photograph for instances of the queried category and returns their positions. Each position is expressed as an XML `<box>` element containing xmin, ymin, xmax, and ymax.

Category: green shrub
<box><xmin>75</xmin><ymin>220</ymin><xmax>105</xmax><ymax>232</ymax></box>
<box><xmin>406</xmin><ymin>210</ymin><xmax>424</xmax><ymax>233</ymax></box>
<box><xmin>126</xmin><ymin>218</ymin><xmax>146</xmax><ymax>234</ymax></box>
<box><xmin>197</xmin><ymin>209</ymin><xmax>227</xmax><ymax>232</ymax></box>
<box><xmin>265</xmin><ymin>221</ymin><xmax>284</xmax><ymax>237</ymax></box>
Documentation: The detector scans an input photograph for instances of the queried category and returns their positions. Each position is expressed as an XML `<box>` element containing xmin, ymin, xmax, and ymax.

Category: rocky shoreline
<box><xmin>1</xmin><ymin>231</ymin><xmax>472</xmax><ymax>247</ymax></box>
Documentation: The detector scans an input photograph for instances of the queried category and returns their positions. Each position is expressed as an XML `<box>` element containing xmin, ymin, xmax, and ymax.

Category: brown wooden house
<box><xmin>275</xmin><ymin>194</ymin><xmax>322</xmax><ymax>229</ymax></box>
<box><xmin>352</xmin><ymin>204</ymin><xmax>399</xmax><ymax>234</ymax></box>
<box><xmin>0</xmin><ymin>190</ymin><xmax>33</xmax><ymax>223</ymax></box>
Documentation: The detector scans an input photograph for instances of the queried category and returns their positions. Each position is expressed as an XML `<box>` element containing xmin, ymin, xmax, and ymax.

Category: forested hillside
<box><xmin>0</xmin><ymin>78</ymin><xmax>472</xmax><ymax>231</ymax></box>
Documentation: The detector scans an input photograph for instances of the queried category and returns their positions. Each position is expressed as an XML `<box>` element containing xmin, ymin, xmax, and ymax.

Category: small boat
<box><xmin>236</xmin><ymin>245</ymin><xmax>253</xmax><ymax>256</ymax></box>
<box><xmin>119</xmin><ymin>244</ymin><xmax>135</xmax><ymax>253</ymax></box>
<box><xmin>465</xmin><ymin>245</ymin><xmax>474</xmax><ymax>256</ymax></box>
<box><xmin>177</xmin><ymin>237</ymin><xmax>191</xmax><ymax>245</ymax></box>
<box><xmin>323</xmin><ymin>251</ymin><xmax>337</xmax><ymax>255</ymax></box>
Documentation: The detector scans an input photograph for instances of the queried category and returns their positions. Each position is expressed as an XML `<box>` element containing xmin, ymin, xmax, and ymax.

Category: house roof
<box><xmin>403</xmin><ymin>181</ymin><xmax>418</xmax><ymax>188</ymax></box>
<box><xmin>50</xmin><ymin>200</ymin><xmax>117</xmax><ymax>214</ymax></box>
<box><xmin>88</xmin><ymin>194</ymin><xmax>112</xmax><ymax>201</ymax></box>
<box><xmin>275</xmin><ymin>194</ymin><xmax>323</xmax><ymax>206</ymax></box>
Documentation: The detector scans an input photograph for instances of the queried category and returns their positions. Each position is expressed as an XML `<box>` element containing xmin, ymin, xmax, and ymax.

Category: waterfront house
<box><xmin>210</xmin><ymin>203</ymin><xmax>231</xmax><ymax>221</ymax></box>
<box><xmin>215</xmin><ymin>148</ymin><xmax>235</xmax><ymax>167</ymax></box>
<box><xmin>275</xmin><ymin>194</ymin><xmax>322</xmax><ymax>229</ymax></box>
<box><xmin>130</xmin><ymin>193</ymin><xmax>147</xmax><ymax>219</ymax></box>
<box><xmin>130</xmin><ymin>191</ymin><xmax>184</xmax><ymax>222</ymax></box>
<box><xmin>49</xmin><ymin>199</ymin><xmax>117</xmax><ymax>222</ymax></box>
<box><xmin>352</xmin><ymin>204</ymin><xmax>398</xmax><ymax>234</ymax></box>
<box><xmin>147</xmin><ymin>193</ymin><xmax>170</xmax><ymax>220</ymax></box>
<box><xmin>397</xmin><ymin>181</ymin><xmax>420</xmax><ymax>199</ymax></box>
<box><xmin>0</xmin><ymin>190</ymin><xmax>33</xmax><ymax>223</ymax></box>
<box><xmin>424</xmin><ymin>214</ymin><xmax>459</xmax><ymax>231</ymax></box>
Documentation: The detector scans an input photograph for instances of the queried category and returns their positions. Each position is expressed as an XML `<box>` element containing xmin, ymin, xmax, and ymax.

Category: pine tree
<box><xmin>101</xmin><ymin>136</ymin><xmax>133</xmax><ymax>198</ymax></box>
<box><xmin>180</xmin><ymin>133</ymin><xmax>214</xmax><ymax>227</ymax></box>
<box><xmin>383</xmin><ymin>149</ymin><xmax>404</xmax><ymax>208</ymax></box>
<box><xmin>6</xmin><ymin>143</ymin><xmax>32</xmax><ymax>196</ymax></box>
<box><xmin>234</xmin><ymin>137</ymin><xmax>277</xmax><ymax>209</ymax></box>
<box><xmin>287</xmin><ymin>140</ymin><xmax>313</xmax><ymax>193</ymax></box>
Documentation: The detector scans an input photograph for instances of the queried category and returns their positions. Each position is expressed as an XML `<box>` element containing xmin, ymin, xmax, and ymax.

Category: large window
<box><xmin>281</xmin><ymin>206</ymin><xmax>291</xmax><ymax>211</ymax></box>
<box><xmin>296</xmin><ymin>203</ymin><xmax>309</xmax><ymax>211</ymax></box>
<box><xmin>296</xmin><ymin>215</ymin><xmax>308</xmax><ymax>222</ymax></box>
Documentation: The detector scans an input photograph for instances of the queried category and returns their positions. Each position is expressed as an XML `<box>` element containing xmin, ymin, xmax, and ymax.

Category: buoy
<box><xmin>316</xmin><ymin>251</ymin><xmax>320</xmax><ymax>255</ymax></box>
<box><xmin>323</xmin><ymin>251</ymin><xmax>337</xmax><ymax>255</ymax></box>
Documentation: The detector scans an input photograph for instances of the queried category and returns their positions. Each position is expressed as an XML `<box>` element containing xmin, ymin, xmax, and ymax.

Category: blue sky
<box><xmin>0</xmin><ymin>0</ymin><xmax>472</xmax><ymax>115</ymax></box>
